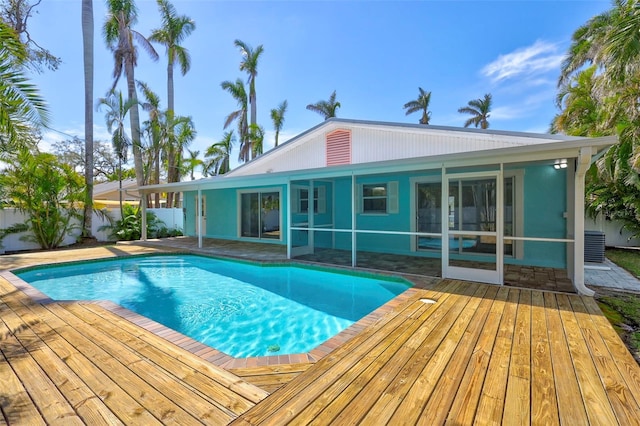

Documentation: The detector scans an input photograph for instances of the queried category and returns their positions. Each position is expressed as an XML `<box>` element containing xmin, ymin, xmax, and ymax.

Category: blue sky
<box><xmin>28</xmin><ymin>0</ymin><xmax>609</xmax><ymax>170</ymax></box>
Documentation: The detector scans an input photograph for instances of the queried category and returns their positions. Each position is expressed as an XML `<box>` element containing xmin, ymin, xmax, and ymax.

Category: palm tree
<box><xmin>0</xmin><ymin>20</ymin><xmax>49</xmax><ymax>149</ymax></box>
<box><xmin>204</xmin><ymin>130</ymin><xmax>234</xmax><ymax>176</ymax></box>
<box><xmin>248</xmin><ymin>123</ymin><xmax>264</xmax><ymax>158</ymax></box>
<box><xmin>220</xmin><ymin>78</ymin><xmax>249</xmax><ymax>162</ymax></box>
<box><xmin>165</xmin><ymin>114</ymin><xmax>196</xmax><ymax>207</ymax></box>
<box><xmin>306</xmin><ymin>90</ymin><xmax>341</xmax><ymax>120</ymax></box>
<box><xmin>234</xmin><ymin>39</ymin><xmax>263</xmax><ymax>153</ymax></box>
<box><xmin>270</xmin><ymin>100</ymin><xmax>287</xmax><ymax>147</ymax></box>
<box><xmin>97</xmin><ymin>90</ymin><xmax>136</xmax><ymax>216</ymax></box>
<box><xmin>82</xmin><ymin>0</ymin><xmax>94</xmax><ymax>238</ymax></box>
<box><xmin>137</xmin><ymin>80</ymin><xmax>163</xmax><ymax>207</ymax></box>
<box><xmin>183</xmin><ymin>149</ymin><xmax>202</xmax><ymax>180</ymax></box>
<box><xmin>403</xmin><ymin>87</ymin><xmax>432</xmax><ymax>124</ymax></box>
<box><xmin>149</xmin><ymin>0</ymin><xmax>195</xmax><ymax>116</ymax></box>
<box><xmin>551</xmin><ymin>66</ymin><xmax>603</xmax><ymax>136</ymax></box>
<box><xmin>458</xmin><ymin>93</ymin><xmax>492</xmax><ymax>129</ymax></box>
<box><xmin>103</xmin><ymin>0</ymin><xmax>158</xmax><ymax>191</ymax></box>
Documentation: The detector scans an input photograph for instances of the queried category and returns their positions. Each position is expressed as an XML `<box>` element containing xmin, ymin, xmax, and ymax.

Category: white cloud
<box><xmin>482</xmin><ymin>40</ymin><xmax>564</xmax><ymax>83</ymax></box>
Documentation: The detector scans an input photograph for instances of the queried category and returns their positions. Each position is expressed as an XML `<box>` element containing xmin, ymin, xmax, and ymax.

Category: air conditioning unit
<box><xmin>584</xmin><ymin>230</ymin><xmax>605</xmax><ymax>263</ymax></box>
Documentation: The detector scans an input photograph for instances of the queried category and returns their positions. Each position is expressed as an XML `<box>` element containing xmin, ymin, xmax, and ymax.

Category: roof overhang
<box><xmin>138</xmin><ymin>134</ymin><xmax>617</xmax><ymax>194</ymax></box>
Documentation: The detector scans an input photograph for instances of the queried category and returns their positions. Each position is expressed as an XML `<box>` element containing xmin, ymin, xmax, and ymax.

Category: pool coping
<box><xmin>2</xmin><ymin>251</ymin><xmax>439</xmax><ymax>369</ymax></box>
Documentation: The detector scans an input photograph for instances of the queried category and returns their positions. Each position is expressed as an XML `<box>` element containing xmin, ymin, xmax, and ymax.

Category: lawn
<box><xmin>596</xmin><ymin>248</ymin><xmax>640</xmax><ymax>365</ymax></box>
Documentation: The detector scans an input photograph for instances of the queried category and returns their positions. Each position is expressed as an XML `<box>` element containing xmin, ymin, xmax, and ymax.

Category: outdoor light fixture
<box><xmin>553</xmin><ymin>159</ymin><xmax>568</xmax><ymax>169</ymax></box>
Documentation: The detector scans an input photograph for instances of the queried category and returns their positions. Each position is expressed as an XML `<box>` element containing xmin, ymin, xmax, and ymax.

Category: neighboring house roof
<box><xmin>139</xmin><ymin>118</ymin><xmax>617</xmax><ymax>194</ymax></box>
<box><xmin>93</xmin><ymin>178</ymin><xmax>140</xmax><ymax>201</ymax></box>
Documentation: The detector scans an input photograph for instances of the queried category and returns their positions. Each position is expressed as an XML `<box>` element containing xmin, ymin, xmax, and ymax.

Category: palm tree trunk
<box><xmin>125</xmin><ymin>60</ymin><xmax>145</xmax><ymax>191</ymax></box>
<box><xmin>82</xmin><ymin>0</ymin><xmax>94</xmax><ymax>238</ymax></box>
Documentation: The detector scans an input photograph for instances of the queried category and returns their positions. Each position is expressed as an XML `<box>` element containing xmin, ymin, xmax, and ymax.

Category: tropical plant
<box><xmin>403</xmin><ymin>87</ymin><xmax>432</xmax><ymax>124</ymax></box>
<box><xmin>103</xmin><ymin>0</ymin><xmax>158</xmax><ymax>191</ymax></box>
<box><xmin>458</xmin><ymin>93</ymin><xmax>492</xmax><ymax>129</ymax></box>
<box><xmin>137</xmin><ymin>80</ymin><xmax>167</xmax><ymax>207</ymax></box>
<box><xmin>221</xmin><ymin>78</ymin><xmax>249</xmax><ymax>162</ymax></box>
<box><xmin>556</xmin><ymin>0</ymin><xmax>640</xmax><ymax>236</ymax></box>
<box><xmin>248</xmin><ymin>123</ymin><xmax>264</xmax><ymax>158</ymax></box>
<box><xmin>270</xmin><ymin>99</ymin><xmax>287</xmax><ymax>147</ymax></box>
<box><xmin>551</xmin><ymin>66</ymin><xmax>605</xmax><ymax>137</ymax></box>
<box><xmin>149</xmin><ymin>0</ymin><xmax>195</xmax><ymax>116</ymax></box>
<box><xmin>99</xmin><ymin>203</ymin><xmax>180</xmax><ymax>241</ymax></box>
<box><xmin>82</xmin><ymin>0</ymin><xmax>94</xmax><ymax>238</ymax></box>
<box><xmin>0</xmin><ymin>150</ymin><xmax>85</xmax><ymax>249</ymax></box>
<box><xmin>183</xmin><ymin>149</ymin><xmax>202</xmax><ymax>180</ymax></box>
<box><xmin>306</xmin><ymin>90</ymin><xmax>340</xmax><ymax>120</ymax></box>
<box><xmin>97</xmin><ymin>89</ymin><xmax>136</xmax><ymax>217</ymax></box>
<box><xmin>204</xmin><ymin>130</ymin><xmax>234</xmax><ymax>176</ymax></box>
<box><xmin>235</xmin><ymin>39</ymin><xmax>263</xmax><ymax>145</ymax></box>
<box><xmin>0</xmin><ymin>20</ymin><xmax>49</xmax><ymax>150</ymax></box>
<box><xmin>165</xmin><ymin>113</ymin><xmax>196</xmax><ymax>207</ymax></box>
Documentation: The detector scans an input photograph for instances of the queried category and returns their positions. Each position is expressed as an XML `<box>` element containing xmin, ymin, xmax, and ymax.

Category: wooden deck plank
<box><xmin>4</xmin><ymin>298</ymin><xmax>164</xmax><ymax>425</ymax></box>
<box><xmin>62</xmin><ymin>303</ymin><xmax>250</xmax><ymax>421</ymax></box>
<box><xmin>502</xmin><ymin>289</ymin><xmax>532</xmax><ymax>424</ymax></box>
<box><xmin>544</xmin><ymin>292</ymin><xmax>590</xmax><ymax>425</ymax></box>
<box><xmin>309</xmin><ymin>282</ymin><xmax>483</xmax><ymax>425</ymax></box>
<box><xmin>352</xmin><ymin>282</ymin><xmax>484</xmax><ymax>426</ymax></box>
<box><xmin>556</xmin><ymin>294</ymin><xmax>619</xmax><ymax>425</ymax></box>
<box><xmin>76</xmin><ymin>302</ymin><xmax>268</xmax><ymax>407</ymax></box>
<box><xmin>229</xmin><ymin>363</ymin><xmax>313</xmax><ymax>393</ymax></box>
<box><xmin>51</xmin><ymin>303</ymin><xmax>232</xmax><ymax>425</ymax></box>
<box><xmin>473</xmin><ymin>288</ymin><xmax>520</xmax><ymax>424</ymax></box>
<box><xmin>582</xmin><ymin>297</ymin><xmax>640</xmax><ymax>408</ymax></box>
<box><xmin>568</xmin><ymin>295</ymin><xmax>640</xmax><ymax>425</ymax></box>
<box><xmin>0</xmin><ymin>341</ymin><xmax>45</xmax><ymax>426</ymax></box>
<box><xmin>416</xmin><ymin>286</ymin><xmax>500</xmax><ymax>425</ymax></box>
<box><xmin>444</xmin><ymin>286</ymin><xmax>509</xmax><ymax>425</ymax></box>
<box><xmin>388</xmin><ymin>284</ymin><xmax>490</xmax><ymax>424</ymax></box>
<box><xmin>235</xmin><ymin>280</ymin><xmax>461</xmax><ymax>425</ymax></box>
<box><xmin>0</xmin><ymin>299</ymin><xmax>119</xmax><ymax>425</ymax></box>
<box><xmin>530</xmin><ymin>290</ymin><xmax>559</xmax><ymax>426</ymax></box>
<box><xmin>267</xmin><ymin>293</ymin><xmax>451</xmax><ymax>425</ymax></box>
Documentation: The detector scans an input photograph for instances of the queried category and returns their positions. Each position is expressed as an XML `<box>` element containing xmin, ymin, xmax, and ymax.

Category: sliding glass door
<box><xmin>240</xmin><ymin>191</ymin><xmax>280</xmax><ymax>240</ymax></box>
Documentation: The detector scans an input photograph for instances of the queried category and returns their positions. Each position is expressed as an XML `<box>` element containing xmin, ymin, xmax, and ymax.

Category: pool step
<box><xmin>229</xmin><ymin>363</ymin><xmax>314</xmax><ymax>394</ymax></box>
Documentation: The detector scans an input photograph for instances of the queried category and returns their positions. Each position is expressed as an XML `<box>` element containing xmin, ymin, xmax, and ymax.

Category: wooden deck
<box><xmin>2</xmin><ymin>245</ymin><xmax>640</xmax><ymax>425</ymax></box>
<box><xmin>234</xmin><ymin>280</ymin><xmax>640</xmax><ymax>425</ymax></box>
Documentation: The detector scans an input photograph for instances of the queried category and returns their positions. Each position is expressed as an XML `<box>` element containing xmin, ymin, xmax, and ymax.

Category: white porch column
<box><xmin>441</xmin><ymin>165</ymin><xmax>448</xmax><ymax>278</ymax></box>
<box><xmin>287</xmin><ymin>179</ymin><xmax>291</xmax><ymax>259</ymax></box>
<box><xmin>351</xmin><ymin>173</ymin><xmax>356</xmax><ymax>267</ymax></box>
<box><xmin>573</xmin><ymin>147</ymin><xmax>595</xmax><ymax>296</ymax></box>
<box><xmin>197</xmin><ymin>187</ymin><xmax>203</xmax><ymax>249</ymax></box>
<box><xmin>141</xmin><ymin>193</ymin><xmax>147</xmax><ymax>241</ymax></box>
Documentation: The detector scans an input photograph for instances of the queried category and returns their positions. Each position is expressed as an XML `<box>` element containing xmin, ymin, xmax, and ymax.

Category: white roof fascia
<box><xmin>139</xmin><ymin>134</ymin><xmax>616</xmax><ymax>194</ymax></box>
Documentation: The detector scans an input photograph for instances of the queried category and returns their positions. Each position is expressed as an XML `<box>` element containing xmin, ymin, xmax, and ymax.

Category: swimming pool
<box><xmin>16</xmin><ymin>254</ymin><xmax>409</xmax><ymax>358</ymax></box>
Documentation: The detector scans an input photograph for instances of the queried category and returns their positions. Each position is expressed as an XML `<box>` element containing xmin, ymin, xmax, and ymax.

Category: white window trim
<box><xmin>359</xmin><ymin>181</ymin><xmax>398</xmax><ymax>215</ymax></box>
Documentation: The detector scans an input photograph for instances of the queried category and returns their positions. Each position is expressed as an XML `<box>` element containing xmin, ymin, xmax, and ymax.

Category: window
<box><xmin>299</xmin><ymin>188</ymin><xmax>319</xmax><ymax>213</ymax></box>
<box><xmin>362</xmin><ymin>184</ymin><xmax>388</xmax><ymax>213</ymax></box>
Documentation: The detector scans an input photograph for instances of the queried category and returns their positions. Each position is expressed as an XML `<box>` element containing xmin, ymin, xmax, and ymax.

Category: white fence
<box><xmin>0</xmin><ymin>208</ymin><xmax>183</xmax><ymax>254</ymax></box>
<box><xmin>585</xmin><ymin>214</ymin><xmax>640</xmax><ymax>247</ymax></box>
<box><xmin>149</xmin><ymin>208</ymin><xmax>184</xmax><ymax>232</ymax></box>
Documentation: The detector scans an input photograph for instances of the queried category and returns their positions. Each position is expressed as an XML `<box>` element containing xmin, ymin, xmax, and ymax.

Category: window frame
<box><xmin>361</xmin><ymin>183</ymin><xmax>388</xmax><ymax>214</ymax></box>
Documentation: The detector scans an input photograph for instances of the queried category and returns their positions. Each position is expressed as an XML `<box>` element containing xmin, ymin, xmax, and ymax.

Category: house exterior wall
<box><xmin>185</xmin><ymin>185</ymin><xmax>289</xmax><ymax>244</ymax></box>
<box><xmin>345</xmin><ymin>165</ymin><xmax>568</xmax><ymax>268</ymax></box>
<box><xmin>521</xmin><ymin>165</ymin><xmax>567</xmax><ymax>268</ymax></box>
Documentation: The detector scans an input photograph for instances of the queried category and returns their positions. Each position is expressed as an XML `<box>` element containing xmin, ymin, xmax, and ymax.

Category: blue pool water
<box><xmin>16</xmin><ymin>255</ymin><xmax>409</xmax><ymax>358</ymax></box>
